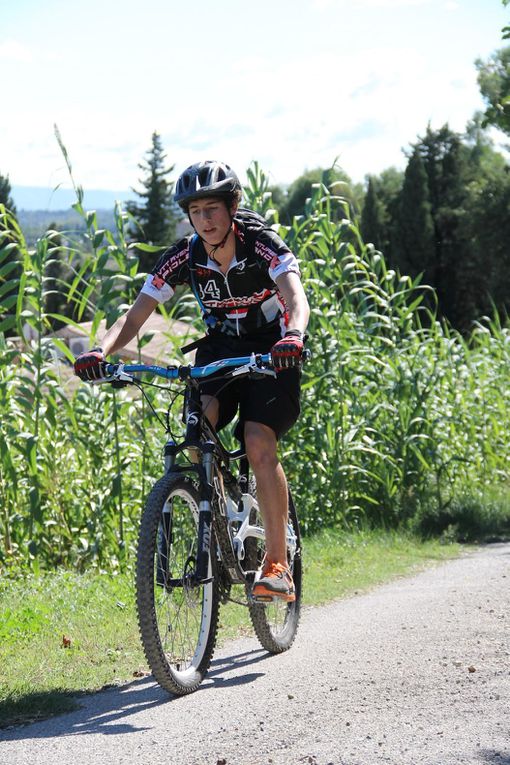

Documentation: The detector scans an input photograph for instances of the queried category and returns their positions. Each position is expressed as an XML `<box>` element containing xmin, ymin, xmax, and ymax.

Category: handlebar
<box><xmin>102</xmin><ymin>352</ymin><xmax>275</xmax><ymax>385</ymax></box>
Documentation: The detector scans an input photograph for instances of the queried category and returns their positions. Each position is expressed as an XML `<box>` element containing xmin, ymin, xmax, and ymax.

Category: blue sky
<box><xmin>1</xmin><ymin>0</ymin><xmax>508</xmax><ymax>195</ymax></box>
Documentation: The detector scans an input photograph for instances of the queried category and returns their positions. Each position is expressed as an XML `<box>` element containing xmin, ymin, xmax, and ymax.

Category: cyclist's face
<box><xmin>188</xmin><ymin>197</ymin><xmax>235</xmax><ymax>245</ymax></box>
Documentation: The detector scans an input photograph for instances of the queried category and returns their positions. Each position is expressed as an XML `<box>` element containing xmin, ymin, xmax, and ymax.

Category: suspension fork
<box><xmin>196</xmin><ymin>443</ymin><xmax>215</xmax><ymax>582</ymax></box>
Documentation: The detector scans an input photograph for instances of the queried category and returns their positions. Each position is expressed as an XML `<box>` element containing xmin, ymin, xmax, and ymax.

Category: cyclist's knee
<box><xmin>244</xmin><ymin>423</ymin><xmax>279</xmax><ymax>472</ymax></box>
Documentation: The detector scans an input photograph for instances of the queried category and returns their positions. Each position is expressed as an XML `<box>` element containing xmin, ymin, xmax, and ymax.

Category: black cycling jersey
<box><xmin>140</xmin><ymin>209</ymin><xmax>300</xmax><ymax>339</ymax></box>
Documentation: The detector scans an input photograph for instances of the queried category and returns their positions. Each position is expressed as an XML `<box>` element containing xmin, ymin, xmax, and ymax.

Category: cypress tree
<box><xmin>360</xmin><ymin>177</ymin><xmax>387</xmax><ymax>253</ymax></box>
<box><xmin>127</xmin><ymin>132</ymin><xmax>177</xmax><ymax>272</ymax></box>
<box><xmin>393</xmin><ymin>149</ymin><xmax>435</xmax><ymax>285</ymax></box>
<box><xmin>0</xmin><ymin>173</ymin><xmax>17</xmax><ymax>214</ymax></box>
<box><xmin>435</xmin><ymin>135</ymin><xmax>475</xmax><ymax>329</ymax></box>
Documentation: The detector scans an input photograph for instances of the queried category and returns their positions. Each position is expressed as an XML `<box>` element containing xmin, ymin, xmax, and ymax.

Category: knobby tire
<box><xmin>136</xmin><ymin>473</ymin><xmax>220</xmax><ymax>695</ymax></box>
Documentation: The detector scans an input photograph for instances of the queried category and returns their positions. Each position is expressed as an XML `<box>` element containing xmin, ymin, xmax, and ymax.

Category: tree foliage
<box><xmin>360</xmin><ymin>177</ymin><xmax>386</xmax><ymax>253</ymax></box>
<box><xmin>0</xmin><ymin>173</ymin><xmax>17</xmax><ymax>215</ymax></box>
<box><xmin>476</xmin><ymin>46</ymin><xmax>510</xmax><ymax>135</ymax></box>
<box><xmin>127</xmin><ymin>132</ymin><xmax>178</xmax><ymax>272</ymax></box>
<box><xmin>393</xmin><ymin>149</ymin><xmax>435</xmax><ymax>285</ymax></box>
<box><xmin>276</xmin><ymin>165</ymin><xmax>363</xmax><ymax>224</ymax></box>
<box><xmin>360</xmin><ymin>123</ymin><xmax>510</xmax><ymax>331</ymax></box>
<box><xmin>360</xmin><ymin>168</ymin><xmax>403</xmax><ymax>256</ymax></box>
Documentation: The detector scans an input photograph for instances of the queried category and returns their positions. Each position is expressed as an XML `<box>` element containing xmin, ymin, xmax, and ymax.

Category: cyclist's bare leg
<box><xmin>186</xmin><ymin>396</ymin><xmax>221</xmax><ymax>464</ymax></box>
<box><xmin>201</xmin><ymin>394</ymin><xmax>219</xmax><ymax>428</ymax></box>
<box><xmin>199</xmin><ymin>401</ymin><xmax>288</xmax><ymax>565</ymax></box>
<box><xmin>244</xmin><ymin>421</ymin><xmax>288</xmax><ymax>566</ymax></box>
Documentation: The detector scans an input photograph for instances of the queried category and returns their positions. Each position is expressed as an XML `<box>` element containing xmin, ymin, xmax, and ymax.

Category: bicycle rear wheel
<box><xmin>136</xmin><ymin>473</ymin><xmax>220</xmax><ymax>695</ymax></box>
<box><xmin>246</xmin><ymin>490</ymin><xmax>302</xmax><ymax>653</ymax></box>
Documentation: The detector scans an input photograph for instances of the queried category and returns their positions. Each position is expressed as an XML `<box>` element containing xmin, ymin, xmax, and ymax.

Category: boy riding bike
<box><xmin>74</xmin><ymin>160</ymin><xmax>310</xmax><ymax>602</ymax></box>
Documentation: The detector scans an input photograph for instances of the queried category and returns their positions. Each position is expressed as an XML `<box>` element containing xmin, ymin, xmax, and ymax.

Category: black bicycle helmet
<box><xmin>174</xmin><ymin>160</ymin><xmax>242</xmax><ymax>209</ymax></box>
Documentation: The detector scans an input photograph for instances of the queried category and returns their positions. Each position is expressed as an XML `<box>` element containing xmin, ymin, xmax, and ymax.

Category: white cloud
<box><xmin>0</xmin><ymin>40</ymin><xmax>32</xmax><ymax>62</ymax></box>
<box><xmin>2</xmin><ymin>41</ymin><xmax>485</xmax><ymax>191</ymax></box>
<box><xmin>1</xmin><ymin>0</ymin><xmax>499</xmax><ymax>194</ymax></box>
<box><xmin>313</xmin><ymin>0</ymin><xmax>430</xmax><ymax>8</ymax></box>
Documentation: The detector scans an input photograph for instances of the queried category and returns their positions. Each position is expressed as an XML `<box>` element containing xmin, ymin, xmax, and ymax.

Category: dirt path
<box><xmin>1</xmin><ymin>543</ymin><xmax>509</xmax><ymax>765</ymax></box>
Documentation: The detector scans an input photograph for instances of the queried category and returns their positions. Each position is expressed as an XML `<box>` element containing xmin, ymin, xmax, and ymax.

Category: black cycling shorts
<box><xmin>195</xmin><ymin>332</ymin><xmax>301</xmax><ymax>440</ymax></box>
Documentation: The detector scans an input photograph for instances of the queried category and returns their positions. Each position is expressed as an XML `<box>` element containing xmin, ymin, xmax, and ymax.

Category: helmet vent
<box><xmin>174</xmin><ymin>160</ymin><xmax>241</xmax><ymax>209</ymax></box>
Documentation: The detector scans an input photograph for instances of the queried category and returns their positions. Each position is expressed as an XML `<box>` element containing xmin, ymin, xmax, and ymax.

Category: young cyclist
<box><xmin>74</xmin><ymin>160</ymin><xmax>310</xmax><ymax>602</ymax></box>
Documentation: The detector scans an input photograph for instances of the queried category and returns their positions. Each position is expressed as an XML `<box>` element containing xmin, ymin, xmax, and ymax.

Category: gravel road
<box><xmin>1</xmin><ymin>543</ymin><xmax>509</xmax><ymax>765</ymax></box>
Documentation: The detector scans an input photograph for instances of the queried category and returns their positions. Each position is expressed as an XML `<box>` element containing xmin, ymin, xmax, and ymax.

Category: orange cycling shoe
<box><xmin>252</xmin><ymin>560</ymin><xmax>296</xmax><ymax>603</ymax></box>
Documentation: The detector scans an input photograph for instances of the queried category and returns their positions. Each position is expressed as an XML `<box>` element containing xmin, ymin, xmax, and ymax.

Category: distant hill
<box><xmin>12</xmin><ymin>185</ymin><xmax>133</xmax><ymax>211</ymax></box>
<box><xmin>17</xmin><ymin>208</ymin><xmax>118</xmax><ymax>245</ymax></box>
<box><xmin>16</xmin><ymin>206</ymin><xmax>192</xmax><ymax>247</ymax></box>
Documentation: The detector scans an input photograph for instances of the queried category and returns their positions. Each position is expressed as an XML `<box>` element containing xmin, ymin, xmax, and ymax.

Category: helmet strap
<box><xmin>206</xmin><ymin>223</ymin><xmax>234</xmax><ymax>263</ymax></box>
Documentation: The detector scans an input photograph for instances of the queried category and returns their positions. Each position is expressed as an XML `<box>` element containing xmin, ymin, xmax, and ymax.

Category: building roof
<box><xmin>55</xmin><ymin>312</ymin><xmax>198</xmax><ymax>364</ymax></box>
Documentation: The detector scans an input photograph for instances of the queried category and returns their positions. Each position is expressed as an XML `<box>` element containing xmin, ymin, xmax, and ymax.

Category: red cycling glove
<box><xmin>271</xmin><ymin>330</ymin><xmax>304</xmax><ymax>370</ymax></box>
<box><xmin>74</xmin><ymin>348</ymin><xmax>107</xmax><ymax>381</ymax></box>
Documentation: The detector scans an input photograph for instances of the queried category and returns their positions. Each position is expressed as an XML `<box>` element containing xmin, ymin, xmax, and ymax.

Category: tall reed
<box><xmin>0</xmin><ymin>163</ymin><xmax>509</xmax><ymax>571</ymax></box>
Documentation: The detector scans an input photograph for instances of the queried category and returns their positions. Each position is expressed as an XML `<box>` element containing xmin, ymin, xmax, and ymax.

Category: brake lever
<box><xmin>248</xmin><ymin>367</ymin><xmax>277</xmax><ymax>379</ymax></box>
<box><xmin>90</xmin><ymin>364</ymin><xmax>135</xmax><ymax>385</ymax></box>
<box><xmin>230</xmin><ymin>363</ymin><xmax>276</xmax><ymax>379</ymax></box>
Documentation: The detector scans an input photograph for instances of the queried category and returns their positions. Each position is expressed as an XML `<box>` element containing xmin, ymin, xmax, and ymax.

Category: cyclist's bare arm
<box><xmin>275</xmin><ymin>271</ymin><xmax>310</xmax><ymax>334</ymax></box>
<box><xmin>101</xmin><ymin>293</ymin><xmax>159</xmax><ymax>356</ymax></box>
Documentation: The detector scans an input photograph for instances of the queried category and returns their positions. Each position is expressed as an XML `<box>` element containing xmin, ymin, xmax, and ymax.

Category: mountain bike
<box><xmin>100</xmin><ymin>352</ymin><xmax>303</xmax><ymax>695</ymax></box>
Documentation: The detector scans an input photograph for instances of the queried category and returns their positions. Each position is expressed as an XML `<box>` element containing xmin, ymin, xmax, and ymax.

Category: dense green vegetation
<box><xmin>0</xmin><ymin>161</ymin><xmax>509</xmax><ymax>574</ymax></box>
<box><xmin>1</xmin><ymin>17</ymin><xmax>509</xmax><ymax>569</ymax></box>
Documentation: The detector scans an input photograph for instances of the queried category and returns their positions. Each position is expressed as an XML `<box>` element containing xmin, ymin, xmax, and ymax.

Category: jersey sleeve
<box><xmin>139</xmin><ymin>238</ymin><xmax>191</xmax><ymax>304</ymax></box>
<box><xmin>254</xmin><ymin>228</ymin><xmax>301</xmax><ymax>282</ymax></box>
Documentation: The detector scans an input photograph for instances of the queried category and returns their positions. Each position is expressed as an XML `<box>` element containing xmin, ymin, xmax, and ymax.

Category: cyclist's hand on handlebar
<box><xmin>73</xmin><ymin>348</ymin><xmax>108</xmax><ymax>381</ymax></box>
<box><xmin>271</xmin><ymin>330</ymin><xmax>305</xmax><ymax>370</ymax></box>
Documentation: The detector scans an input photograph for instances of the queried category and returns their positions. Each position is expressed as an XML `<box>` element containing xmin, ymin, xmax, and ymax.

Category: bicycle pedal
<box><xmin>250</xmin><ymin>593</ymin><xmax>276</xmax><ymax>604</ymax></box>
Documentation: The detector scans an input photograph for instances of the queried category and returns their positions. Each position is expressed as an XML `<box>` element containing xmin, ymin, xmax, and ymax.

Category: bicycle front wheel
<box><xmin>136</xmin><ymin>473</ymin><xmax>220</xmax><ymax>695</ymax></box>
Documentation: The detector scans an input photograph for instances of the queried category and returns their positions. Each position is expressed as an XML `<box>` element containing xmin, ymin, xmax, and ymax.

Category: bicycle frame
<box><xmin>103</xmin><ymin>353</ymin><xmax>290</xmax><ymax>588</ymax></box>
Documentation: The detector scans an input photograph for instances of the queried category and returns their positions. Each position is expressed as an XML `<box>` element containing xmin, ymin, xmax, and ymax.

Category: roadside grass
<box><xmin>0</xmin><ymin>530</ymin><xmax>461</xmax><ymax>729</ymax></box>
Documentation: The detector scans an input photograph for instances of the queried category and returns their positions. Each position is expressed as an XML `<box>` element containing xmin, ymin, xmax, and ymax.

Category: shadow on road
<box><xmin>479</xmin><ymin>751</ymin><xmax>510</xmax><ymax>764</ymax></box>
<box><xmin>205</xmin><ymin>646</ymin><xmax>267</xmax><ymax>688</ymax></box>
<box><xmin>0</xmin><ymin>647</ymin><xmax>268</xmax><ymax>741</ymax></box>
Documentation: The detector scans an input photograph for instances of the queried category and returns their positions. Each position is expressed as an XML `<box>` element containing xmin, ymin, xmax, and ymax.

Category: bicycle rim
<box><xmin>136</xmin><ymin>473</ymin><xmax>220</xmax><ymax>695</ymax></box>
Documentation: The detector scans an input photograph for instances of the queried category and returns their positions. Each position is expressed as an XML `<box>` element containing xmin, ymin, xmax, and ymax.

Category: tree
<box><xmin>468</xmin><ymin>171</ymin><xmax>510</xmax><ymax>319</ymax></box>
<box><xmin>464</xmin><ymin>117</ymin><xmax>510</xmax><ymax>319</ymax></box>
<box><xmin>360</xmin><ymin>177</ymin><xmax>387</xmax><ymax>252</ymax></box>
<box><xmin>279</xmin><ymin>166</ymin><xmax>363</xmax><ymax>224</ymax></box>
<box><xmin>0</xmin><ymin>173</ymin><xmax>17</xmax><ymax>215</ymax></box>
<box><xmin>476</xmin><ymin>46</ymin><xmax>510</xmax><ymax>136</ymax></box>
<box><xmin>434</xmin><ymin>134</ymin><xmax>476</xmax><ymax>329</ymax></box>
<box><xmin>475</xmin><ymin>1</ymin><xmax>510</xmax><ymax>134</ymax></box>
<box><xmin>360</xmin><ymin>123</ymin><xmax>510</xmax><ymax>330</ymax></box>
<box><xmin>360</xmin><ymin>168</ymin><xmax>403</xmax><ymax>257</ymax></box>
<box><xmin>127</xmin><ymin>132</ymin><xmax>177</xmax><ymax>272</ymax></box>
<box><xmin>393</xmin><ymin>149</ymin><xmax>436</xmax><ymax>286</ymax></box>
